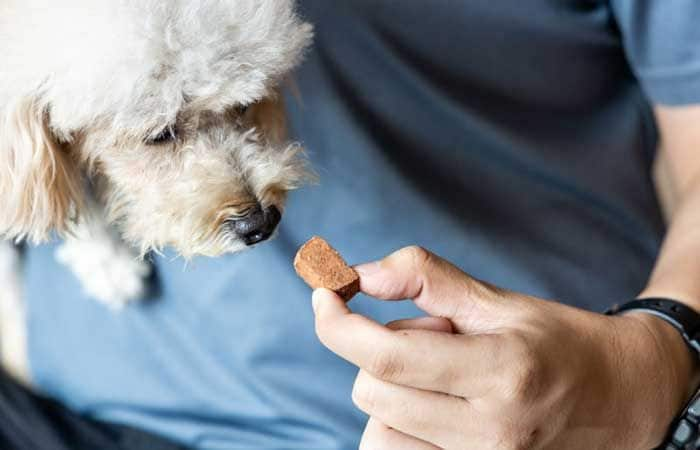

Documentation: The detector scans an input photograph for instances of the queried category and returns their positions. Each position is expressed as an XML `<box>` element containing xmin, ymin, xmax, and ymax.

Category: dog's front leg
<box><xmin>0</xmin><ymin>241</ymin><xmax>29</xmax><ymax>382</ymax></box>
<box><xmin>56</xmin><ymin>211</ymin><xmax>152</xmax><ymax>311</ymax></box>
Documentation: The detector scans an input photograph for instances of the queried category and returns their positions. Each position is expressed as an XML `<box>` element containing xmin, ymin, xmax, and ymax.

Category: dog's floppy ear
<box><xmin>0</xmin><ymin>95</ymin><xmax>83</xmax><ymax>242</ymax></box>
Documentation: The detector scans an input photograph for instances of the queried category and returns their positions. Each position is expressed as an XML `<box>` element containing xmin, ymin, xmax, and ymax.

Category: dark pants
<box><xmin>0</xmin><ymin>368</ymin><xmax>187</xmax><ymax>450</ymax></box>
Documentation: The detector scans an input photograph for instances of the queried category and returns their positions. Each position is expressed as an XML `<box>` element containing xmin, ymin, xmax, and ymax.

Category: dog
<box><xmin>0</xmin><ymin>0</ymin><xmax>313</xmax><ymax>377</ymax></box>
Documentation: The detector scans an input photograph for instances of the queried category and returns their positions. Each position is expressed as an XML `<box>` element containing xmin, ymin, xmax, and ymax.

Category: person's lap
<box><xmin>0</xmin><ymin>367</ymin><xmax>186</xmax><ymax>450</ymax></box>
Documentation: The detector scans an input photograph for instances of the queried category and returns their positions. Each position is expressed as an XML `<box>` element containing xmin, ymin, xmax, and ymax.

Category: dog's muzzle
<box><xmin>228</xmin><ymin>205</ymin><xmax>281</xmax><ymax>246</ymax></box>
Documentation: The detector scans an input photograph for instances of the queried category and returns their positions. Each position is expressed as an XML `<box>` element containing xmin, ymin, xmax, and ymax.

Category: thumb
<box><xmin>355</xmin><ymin>246</ymin><xmax>503</xmax><ymax>321</ymax></box>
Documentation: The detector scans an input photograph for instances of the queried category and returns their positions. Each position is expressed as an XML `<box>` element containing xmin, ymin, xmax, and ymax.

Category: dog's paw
<box><xmin>56</xmin><ymin>239</ymin><xmax>152</xmax><ymax>310</ymax></box>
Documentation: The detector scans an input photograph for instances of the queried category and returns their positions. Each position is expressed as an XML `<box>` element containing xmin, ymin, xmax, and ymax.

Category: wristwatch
<box><xmin>606</xmin><ymin>298</ymin><xmax>700</xmax><ymax>449</ymax></box>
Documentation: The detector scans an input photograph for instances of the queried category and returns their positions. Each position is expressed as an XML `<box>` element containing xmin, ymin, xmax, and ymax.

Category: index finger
<box><xmin>312</xmin><ymin>288</ymin><xmax>503</xmax><ymax>397</ymax></box>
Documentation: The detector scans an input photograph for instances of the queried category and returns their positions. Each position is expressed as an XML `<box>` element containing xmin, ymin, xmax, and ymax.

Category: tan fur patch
<box><xmin>0</xmin><ymin>96</ymin><xmax>83</xmax><ymax>242</ymax></box>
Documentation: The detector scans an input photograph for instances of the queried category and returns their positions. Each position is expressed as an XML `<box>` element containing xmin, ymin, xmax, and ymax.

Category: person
<box><xmin>3</xmin><ymin>0</ymin><xmax>700</xmax><ymax>448</ymax></box>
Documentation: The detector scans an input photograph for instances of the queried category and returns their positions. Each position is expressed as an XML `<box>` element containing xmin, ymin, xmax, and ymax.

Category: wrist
<box><xmin>627</xmin><ymin>312</ymin><xmax>698</xmax><ymax>391</ymax></box>
<box><xmin>620</xmin><ymin>312</ymin><xmax>700</xmax><ymax>446</ymax></box>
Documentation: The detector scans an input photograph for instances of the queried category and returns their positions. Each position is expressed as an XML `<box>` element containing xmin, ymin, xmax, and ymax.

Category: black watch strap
<box><xmin>607</xmin><ymin>298</ymin><xmax>700</xmax><ymax>449</ymax></box>
<box><xmin>659</xmin><ymin>389</ymin><xmax>700</xmax><ymax>450</ymax></box>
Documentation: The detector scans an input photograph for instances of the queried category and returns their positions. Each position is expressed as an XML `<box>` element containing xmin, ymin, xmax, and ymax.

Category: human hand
<box><xmin>312</xmin><ymin>246</ymin><xmax>696</xmax><ymax>449</ymax></box>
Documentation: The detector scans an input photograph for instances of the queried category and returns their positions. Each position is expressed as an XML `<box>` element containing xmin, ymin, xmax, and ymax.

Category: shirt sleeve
<box><xmin>610</xmin><ymin>0</ymin><xmax>700</xmax><ymax>106</ymax></box>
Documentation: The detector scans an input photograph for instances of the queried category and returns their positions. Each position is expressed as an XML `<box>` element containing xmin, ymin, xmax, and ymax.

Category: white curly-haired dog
<box><xmin>0</xmin><ymin>0</ymin><xmax>313</xmax><ymax>377</ymax></box>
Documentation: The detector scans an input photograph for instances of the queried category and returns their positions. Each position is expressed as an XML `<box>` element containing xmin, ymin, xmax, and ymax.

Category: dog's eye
<box><xmin>146</xmin><ymin>127</ymin><xmax>177</xmax><ymax>145</ymax></box>
<box><xmin>235</xmin><ymin>104</ymin><xmax>250</xmax><ymax>115</ymax></box>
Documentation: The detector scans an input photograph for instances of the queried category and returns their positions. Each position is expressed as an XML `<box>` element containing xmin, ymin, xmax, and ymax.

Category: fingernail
<box><xmin>354</xmin><ymin>261</ymin><xmax>381</xmax><ymax>277</ymax></box>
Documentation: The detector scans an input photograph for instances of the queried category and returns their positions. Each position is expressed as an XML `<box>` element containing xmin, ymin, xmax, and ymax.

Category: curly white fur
<box><xmin>0</xmin><ymin>0</ymin><xmax>312</xmax><ymax>134</ymax></box>
<box><xmin>0</xmin><ymin>0</ymin><xmax>313</xmax><ymax>253</ymax></box>
<box><xmin>0</xmin><ymin>0</ymin><xmax>312</xmax><ymax>322</ymax></box>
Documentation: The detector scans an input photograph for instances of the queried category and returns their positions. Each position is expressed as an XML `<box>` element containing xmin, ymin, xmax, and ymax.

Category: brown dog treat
<box><xmin>294</xmin><ymin>236</ymin><xmax>360</xmax><ymax>301</ymax></box>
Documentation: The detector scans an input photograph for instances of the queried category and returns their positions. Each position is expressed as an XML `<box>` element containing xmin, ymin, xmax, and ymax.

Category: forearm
<box><xmin>632</xmin><ymin>170</ymin><xmax>700</xmax><ymax>419</ymax></box>
<box><xmin>641</xmin><ymin>173</ymin><xmax>700</xmax><ymax>309</ymax></box>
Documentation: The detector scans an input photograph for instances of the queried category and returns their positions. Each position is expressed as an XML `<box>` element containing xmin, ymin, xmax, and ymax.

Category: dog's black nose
<box><xmin>229</xmin><ymin>205</ymin><xmax>281</xmax><ymax>246</ymax></box>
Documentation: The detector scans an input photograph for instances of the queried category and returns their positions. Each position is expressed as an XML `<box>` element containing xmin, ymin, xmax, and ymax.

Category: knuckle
<box><xmin>491</xmin><ymin>421</ymin><xmax>542</xmax><ymax>450</ymax></box>
<box><xmin>502</xmin><ymin>334</ymin><xmax>544</xmax><ymax>403</ymax></box>
<box><xmin>398</xmin><ymin>245</ymin><xmax>432</xmax><ymax>271</ymax></box>
<box><xmin>435</xmin><ymin>365</ymin><xmax>461</xmax><ymax>395</ymax></box>
<box><xmin>368</xmin><ymin>346</ymin><xmax>404</xmax><ymax>382</ymax></box>
<box><xmin>517</xmin><ymin>427</ymin><xmax>541</xmax><ymax>450</ymax></box>
<box><xmin>503</xmin><ymin>430</ymin><xmax>541</xmax><ymax>450</ymax></box>
<box><xmin>352</xmin><ymin>376</ymin><xmax>377</xmax><ymax>413</ymax></box>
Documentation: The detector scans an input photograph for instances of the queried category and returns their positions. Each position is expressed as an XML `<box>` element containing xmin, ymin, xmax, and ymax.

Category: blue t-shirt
<box><xmin>22</xmin><ymin>1</ymin><xmax>700</xmax><ymax>449</ymax></box>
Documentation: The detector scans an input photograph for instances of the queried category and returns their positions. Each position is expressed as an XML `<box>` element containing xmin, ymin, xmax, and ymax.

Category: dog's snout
<box><xmin>229</xmin><ymin>205</ymin><xmax>281</xmax><ymax>246</ymax></box>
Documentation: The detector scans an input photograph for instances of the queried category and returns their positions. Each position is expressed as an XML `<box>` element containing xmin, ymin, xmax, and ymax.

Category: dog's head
<box><xmin>0</xmin><ymin>0</ymin><xmax>313</xmax><ymax>256</ymax></box>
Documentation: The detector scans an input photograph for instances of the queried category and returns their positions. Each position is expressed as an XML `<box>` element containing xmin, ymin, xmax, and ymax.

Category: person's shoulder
<box><xmin>610</xmin><ymin>0</ymin><xmax>700</xmax><ymax>105</ymax></box>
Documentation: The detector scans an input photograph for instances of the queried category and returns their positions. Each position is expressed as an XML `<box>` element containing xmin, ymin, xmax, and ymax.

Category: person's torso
<box><xmin>23</xmin><ymin>1</ymin><xmax>664</xmax><ymax>448</ymax></box>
